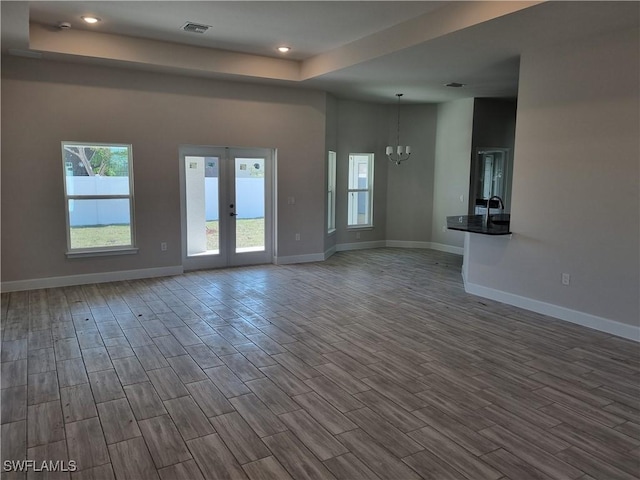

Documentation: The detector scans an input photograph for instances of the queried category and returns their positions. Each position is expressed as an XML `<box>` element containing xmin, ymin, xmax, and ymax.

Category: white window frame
<box><xmin>347</xmin><ymin>153</ymin><xmax>374</xmax><ymax>228</ymax></box>
<box><xmin>61</xmin><ymin>141</ymin><xmax>137</xmax><ymax>257</ymax></box>
<box><xmin>327</xmin><ymin>151</ymin><xmax>336</xmax><ymax>234</ymax></box>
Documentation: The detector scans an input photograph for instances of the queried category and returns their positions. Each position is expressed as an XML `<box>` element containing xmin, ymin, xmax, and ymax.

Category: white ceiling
<box><xmin>27</xmin><ymin>1</ymin><xmax>446</xmax><ymax>60</ymax></box>
<box><xmin>2</xmin><ymin>1</ymin><xmax>639</xmax><ymax>103</ymax></box>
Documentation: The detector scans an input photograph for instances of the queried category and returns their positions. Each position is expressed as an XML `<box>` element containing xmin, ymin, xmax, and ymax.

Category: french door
<box><xmin>180</xmin><ymin>146</ymin><xmax>273</xmax><ymax>270</ymax></box>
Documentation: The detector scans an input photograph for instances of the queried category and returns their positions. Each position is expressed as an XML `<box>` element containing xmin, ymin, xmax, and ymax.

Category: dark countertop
<box><xmin>447</xmin><ymin>214</ymin><xmax>511</xmax><ymax>235</ymax></box>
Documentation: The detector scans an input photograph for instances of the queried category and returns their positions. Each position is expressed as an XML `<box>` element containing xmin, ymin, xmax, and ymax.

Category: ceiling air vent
<box><xmin>181</xmin><ymin>22</ymin><xmax>211</xmax><ymax>34</ymax></box>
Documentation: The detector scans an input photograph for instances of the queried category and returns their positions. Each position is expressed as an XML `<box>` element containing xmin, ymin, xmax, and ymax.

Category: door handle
<box><xmin>230</xmin><ymin>212</ymin><xmax>237</xmax><ymax>217</ymax></box>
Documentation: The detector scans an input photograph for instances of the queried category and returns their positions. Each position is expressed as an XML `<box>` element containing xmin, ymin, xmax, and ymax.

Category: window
<box><xmin>327</xmin><ymin>151</ymin><xmax>336</xmax><ymax>233</ymax></box>
<box><xmin>347</xmin><ymin>153</ymin><xmax>374</xmax><ymax>227</ymax></box>
<box><xmin>62</xmin><ymin>142</ymin><xmax>136</xmax><ymax>255</ymax></box>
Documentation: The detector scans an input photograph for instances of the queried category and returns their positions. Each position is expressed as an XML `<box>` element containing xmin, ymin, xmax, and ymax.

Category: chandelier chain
<box><xmin>396</xmin><ymin>93</ymin><xmax>402</xmax><ymax>147</ymax></box>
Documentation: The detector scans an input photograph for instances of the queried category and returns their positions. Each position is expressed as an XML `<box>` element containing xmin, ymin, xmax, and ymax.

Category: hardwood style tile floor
<box><xmin>2</xmin><ymin>248</ymin><xmax>639</xmax><ymax>479</ymax></box>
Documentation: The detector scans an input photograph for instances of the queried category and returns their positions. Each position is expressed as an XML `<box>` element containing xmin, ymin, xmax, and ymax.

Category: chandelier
<box><xmin>386</xmin><ymin>93</ymin><xmax>411</xmax><ymax>165</ymax></box>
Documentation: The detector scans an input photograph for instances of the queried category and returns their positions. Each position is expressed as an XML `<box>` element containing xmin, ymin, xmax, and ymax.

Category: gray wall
<box><xmin>385</xmin><ymin>105</ymin><xmax>438</xmax><ymax>244</ymax></box>
<box><xmin>334</xmin><ymin>100</ymin><xmax>389</xmax><ymax>246</ymax></box>
<box><xmin>465</xmin><ymin>27</ymin><xmax>639</xmax><ymax>327</ymax></box>
<box><xmin>1</xmin><ymin>58</ymin><xmax>443</xmax><ymax>284</ymax></box>
<box><xmin>1</xmin><ymin>57</ymin><xmax>327</xmax><ymax>282</ymax></box>
<box><xmin>333</xmin><ymin>101</ymin><xmax>439</xmax><ymax>247</ymax></box>
<box><xmin>431</xmin><ymin>99</ymin><xmax>475</xmax><ymax>249</ymax></box>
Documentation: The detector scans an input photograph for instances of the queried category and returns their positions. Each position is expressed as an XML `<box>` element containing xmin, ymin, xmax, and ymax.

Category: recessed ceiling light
<box><xmin>81</xmin><ymin>16</ymin><xmax>101</xmax><ymax>24</ymax></box>
<box><xmin>277</xmin><ymin>46</ymin><xmax>291</xmax><ymax>53</ymax></box>
<box><xmin>445</xmin><ymin>82</ymin><xmax>466</xmax><ymax>88</ymax></box>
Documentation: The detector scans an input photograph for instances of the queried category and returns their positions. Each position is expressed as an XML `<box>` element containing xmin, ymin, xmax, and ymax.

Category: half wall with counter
<box><xmin>447</xmin><ymin>214</ymin><xmax>511</xmax><ymax>236</ymax></box>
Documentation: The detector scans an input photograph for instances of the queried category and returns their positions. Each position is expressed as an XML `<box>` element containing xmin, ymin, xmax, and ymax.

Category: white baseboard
<box><xmin>336</xmin><ymin>240</ymin><xmax>386</xmax><ymax>252</ymax></box>
<box><xmin>425</xmin><ymin>242</ymin><xmax>464</xmax><ymax>256</ymax></box>
<box><xmin>375</xmin><ymin>240</ymin><xmax>464</xmax><ymax>256</ymax></box>
<box><xmin>273</xmin><ymin>253</ymin><xmax>326</xmax><ymax>265</ymax></box>
<box><xmin>335</xmin><ymin>240</ymin><xmax>463</xmax><ymax>255</ymax></box>
<box><xmin>1</xmin><ymin>266</ymin><xmax>184</xmax><ymax>292</ymax></box>
<box><xmin>324</xmin><ymin>245</ymin><xmax>337</xmax><ymax>260</ymax></box>
<box><xmin>463</xmin><ymin>277</ymin><xmax>640</xmax><ymax>342</ymax></box>
<box><xmin>385</xmin><ymin>240</ymin><xmax>431</xmax><ymax>249</ymax></box>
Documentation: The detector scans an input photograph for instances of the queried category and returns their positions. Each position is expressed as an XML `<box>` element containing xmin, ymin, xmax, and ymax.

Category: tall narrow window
<box><xmin>327</xmin><ymin>151</ymin><xmax>336</xmax><ymax>233</ymax></box>
<box><xmin>62</xmin><ymin>142</ymin><xmax>136</xmax><ymax>254</ymax></box>
<box><xmin>347</xmin><ymin>153</ymin><xmax>374</xmax><ymax>227</ymax></box>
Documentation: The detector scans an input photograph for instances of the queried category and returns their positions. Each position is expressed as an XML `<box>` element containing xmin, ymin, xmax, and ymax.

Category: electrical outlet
<box><xmin>160</xmin><ymin>242</ymin><xmax>167</xmax><ymax>251</ymax></box>
<box><xmin>562</xmin><ymin>273</ymin><xmax>570</xmax><ymax>286</ymax></box>
<box><xmin>442</xmin><ymin>226</ymin><xmax>447</xmax><ymax>232</ymax></box>
<box><xmin>356</xmin><ymin>232</ymin><xmax>361</xmax><ymax>240</ymax></box>
<box><xmin>460</xmin><ymin>194</ymin><xmax>464</xmax><ymax>203</ymax></box>
<box><xmin>288</xmin><ymin>196</ymin><xmax>295</xmax><ymax>205</ymax></box>
<box><xmin>295</xmin><ymin>233</ymin><xmax>300</xmax><ymax>241</ymax></box>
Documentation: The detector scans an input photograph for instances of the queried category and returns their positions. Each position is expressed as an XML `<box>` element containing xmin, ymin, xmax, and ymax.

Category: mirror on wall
<box><xmin>469</xmin><ymin>147</ymin><xmax>512</xmax><ymax>215</ymax></box>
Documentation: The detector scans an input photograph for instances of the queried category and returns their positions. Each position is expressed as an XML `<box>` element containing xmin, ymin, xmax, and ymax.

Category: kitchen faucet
<box><xmin>485</xmin><ymin>195</ymin><xmax>504</xmax><ymax>225</ymax></box>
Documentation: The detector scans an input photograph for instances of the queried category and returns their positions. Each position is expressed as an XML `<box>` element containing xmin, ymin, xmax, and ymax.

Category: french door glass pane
<box><xmin>204</xmin><ymin>157</ymin><xmax>220</xmax><ymax>253</ymax></box>
<box><xmin>185</xmin><ymin>156</ymin><xmax>219</xmax><ymax>256</ymax></box>
<box><xmin>68</xmin><ymin>198</ymin><xmax>131</xmax><ymax>249</ymax></box>
<box><xmin>235</xmin><ymin>157</ymin><xmax>265</xmax><ymax>253</ymax></box>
